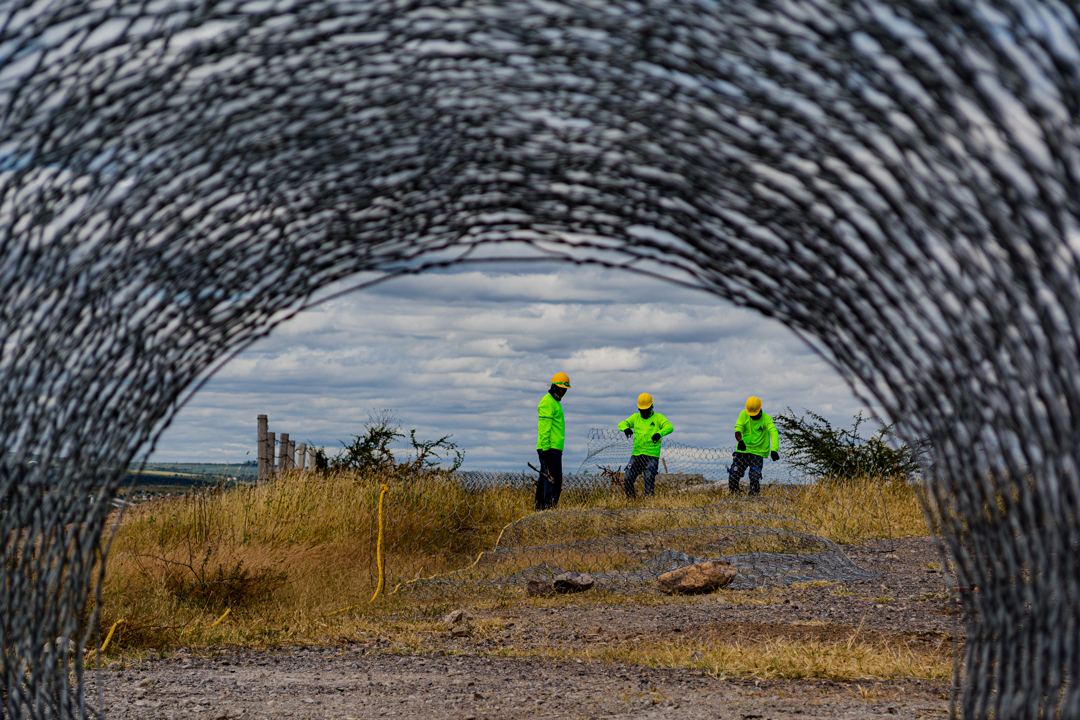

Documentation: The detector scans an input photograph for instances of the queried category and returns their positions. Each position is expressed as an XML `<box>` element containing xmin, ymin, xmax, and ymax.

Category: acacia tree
<box><xmin>773</xmin><ymin>408</ymin><xmax>923</xmax><ymax>483</ymax></box>
<box><xmin>325</xmin><ymin>411</ymin><xmax>464</xmax><ymax>475</ymax></box>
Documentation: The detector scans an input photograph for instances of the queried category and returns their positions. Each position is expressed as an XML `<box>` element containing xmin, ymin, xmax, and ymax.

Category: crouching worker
<box><xmin>617</xmin><ymin>393</ymin><xmax>673</xmax><ymax>498</ymax></box>
<box><xmin>729</xmin><ymin>396</ymin><xmax>779</xmax><ymax>496</ymax></box>
<box><xmin>536</xmin><ymin>372</ymin><xmax>571</xmax><ymax>510</ymax></box>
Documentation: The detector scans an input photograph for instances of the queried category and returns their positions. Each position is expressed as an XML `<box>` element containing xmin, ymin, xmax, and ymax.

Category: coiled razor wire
<box><xmin>580</xmin><ymin>427</ymin><xmax>806</xmax><ymax>485</ymax></box>
<box><xmin>1</xmin><ymin>0</ymin><xmax>1079</xmax><ymax>717</ymax></box>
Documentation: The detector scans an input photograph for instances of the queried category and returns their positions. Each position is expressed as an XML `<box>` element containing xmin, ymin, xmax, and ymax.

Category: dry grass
<box><xmin>94</xmin><ymin>468</ymin><xmax>931</xmax><ymax>675</ymax></box>
<box><xmin>516</xmin><ymin>636</ymin><xmax>953</xmax><ymax>682</ymax></box>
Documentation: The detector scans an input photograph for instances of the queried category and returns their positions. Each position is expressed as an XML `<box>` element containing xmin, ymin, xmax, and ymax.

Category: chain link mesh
<box><xmin>374</xmin><ymin>429</ymin><xmax>896</xmax><ymax>597</ymax></box>
<box><xmin>2</xmin><ymin>0</ymin><xmax>1080</xmax><ymax>717</ymax></box>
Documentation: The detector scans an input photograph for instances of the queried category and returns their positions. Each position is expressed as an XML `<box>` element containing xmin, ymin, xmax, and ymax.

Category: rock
<box><xmin>656</xmin><ymin>560</ymin><xmax>736</xmax><ymax>595</ymax></box>
<box><xmin>553</xmin><ymin>572</ymin><xmax>595</xmax><ymax>593</ymax></box>
<box><xmin>137</xmin><ymin>678</ymin><xmax>155</xmax><ymax>688</ymax></box>
<box><xmin>526</xmin><ymin>581</ymin><xmax>555</xmax><ymax>597</ymax></box>
<box><xmin>441</xmin><ymin>609</ymin><xmax>471</xmax><ymax>627</ymax></box>
<box><xmin>450</xmin><ymin>625</ymin><xmax>470</xmax><ymax>637</ymax></box>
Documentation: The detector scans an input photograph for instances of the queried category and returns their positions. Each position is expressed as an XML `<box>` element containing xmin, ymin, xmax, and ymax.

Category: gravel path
<box><xmin>91</xmin><ymin>537</ymin><xmax>958</xmax><ymax>719</ymax></box>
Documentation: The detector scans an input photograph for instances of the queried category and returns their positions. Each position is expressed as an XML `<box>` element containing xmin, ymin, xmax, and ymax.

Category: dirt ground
<box><xmin>91</xmin><ymin>537</ymin><xmax>961</xmax><ymax>719</ymax></box>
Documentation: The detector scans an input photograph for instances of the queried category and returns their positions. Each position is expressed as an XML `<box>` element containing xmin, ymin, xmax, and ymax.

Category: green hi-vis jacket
<box><xmin>617</xmin><ymin>411</ymin><xmax>674</xmax><ymax>457</ymax></box>
<box><xmin>537</xmin><ymin>392</ymin><xmax>566</xmax><ymax>451</ymax></box>
<box><xmin>734</xmin><ymin>409</ymin><xmax>779</xmax><ymax>457</ymax></box>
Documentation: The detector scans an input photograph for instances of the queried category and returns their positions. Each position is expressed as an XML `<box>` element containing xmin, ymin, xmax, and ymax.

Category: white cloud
<box><xmin>153</xmin><ymin>264</ymin><xmax>870</xmax><ymax>470</ymax></box>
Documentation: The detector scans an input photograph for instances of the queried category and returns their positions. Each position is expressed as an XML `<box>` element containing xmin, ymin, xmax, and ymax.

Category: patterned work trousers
<box><xmin>728</xmin><ymin>451</ymin><xmax>764</xmax><ymax>496</ymax></box>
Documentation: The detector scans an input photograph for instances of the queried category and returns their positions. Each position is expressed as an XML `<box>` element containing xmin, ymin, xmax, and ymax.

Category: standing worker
<box><xmin>729</xmin><ymin>396</ymin><xmax>780</xmax><ymax>496</ymax></box>
<box><xmin>536</xmin><ymin>372</ymin><xmax>571</xmax><ymax>510</ymax></box>
<box><xmin>617</xmin><ymin>393</ymin><xmax>674</xmax><ymax>498</ymax></box>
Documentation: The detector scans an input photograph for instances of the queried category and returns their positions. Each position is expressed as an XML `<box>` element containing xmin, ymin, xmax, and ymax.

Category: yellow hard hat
<box><xmin>637</xmin><ymin>392</ymin><xmax>654</xmax><ymax>410</ymax></box>
<box><xmin>745</xmin><ymin>396</ymin><xmax>762</xmax><ymax>415</ymax></box>
<box><xmin>551</xmin><ymin>371</ymin><xmax>571</xmax><ymax>388</ymax></box>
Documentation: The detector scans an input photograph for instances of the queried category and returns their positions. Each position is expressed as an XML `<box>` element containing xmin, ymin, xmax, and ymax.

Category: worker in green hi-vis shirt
<box><xmin>535</xmin><ymin>371</ymin><xmax>571</xmax><ymax>510</ymax></box>
<box><xmin>617</xmin><ymin>392</ymin><xmax>674</xmax><ymax>498</ymax></box>
<box><xmin>729</xmin><ymin>396</ymin><xmax>780</xmax><ymax>496</ymax></box>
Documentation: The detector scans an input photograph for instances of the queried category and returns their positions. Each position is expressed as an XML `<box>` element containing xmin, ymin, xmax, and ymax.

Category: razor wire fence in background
<box><xmin>3</xmin><ymin>0</ymin><xmax>1080</xmax><ymax>718</ymax></box>
<box><xmin>578</xmin><ymin>427</ymin><xmax>801</xmax><ymax>486</ymax></box>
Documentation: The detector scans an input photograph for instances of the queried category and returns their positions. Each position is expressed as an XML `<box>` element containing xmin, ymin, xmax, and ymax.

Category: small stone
<box><xmin>451</xmin><ymin>625</ymin><xmax>470</xmax><ymax>637</ymax></box>
<box><xmin>137</xmin><ymin>678</ymin><xmax>155</xmax><ymax>688</ymax></box>
<box><xmin>526</xmin><ymin>581</ymin><xmax>555</xmax><ymax>597</ymax></box>
<box><xmin>657</xmin><ymin>560</ymin><xmax>737</xmax><ymax>595</ymax></box>
<box><xmin>553</xmin><ymin>572</ymin><xmax>595</xmax><ymax>593</ymax></box>
<box><xmin>690</xmin><ymin>650</ymin><xmax>705</xmax><ymax>661</ymax></box>
<box><xmin>441</xmin><ymin>609</ymin><xmax>471</xmax><ymax>627</ymax></box>
<box><xmin>473</xmin><ymin>691</ymin><xmax>484</xmax><ymax>700</ymax></box>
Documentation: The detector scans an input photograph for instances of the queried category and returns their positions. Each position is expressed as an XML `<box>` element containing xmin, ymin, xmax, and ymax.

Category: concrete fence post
<box><xmin>279</xmin><ymin>433</ymin><xmax>290</xmax><ymax>472</ymax></box>
<box><xmin>296</xmin><ymin>443</ymin><xmax>307</xmax><ymax>471</ymax></box>
<box><xmin>257</xmin><ymin>415</ymin><xmax>269</xmax><ymax>482</ymax></box>
<box><xmin>266</xmin><ymin>431</ymin><xmax>276</xmax><ymax>478</ymax></box>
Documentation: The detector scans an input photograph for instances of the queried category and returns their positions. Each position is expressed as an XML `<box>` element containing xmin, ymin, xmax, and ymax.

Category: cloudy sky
<box><xmin>151</xmin><ymin>262</ymin><xmax>873</xmax><ymax>471</ymax></box>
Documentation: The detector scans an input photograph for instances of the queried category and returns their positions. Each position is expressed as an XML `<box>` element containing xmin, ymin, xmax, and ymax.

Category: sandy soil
<box><xmin>90</xmin><ymin>537</ymin><xmax>960</xmax><ymax>720</ymax></box>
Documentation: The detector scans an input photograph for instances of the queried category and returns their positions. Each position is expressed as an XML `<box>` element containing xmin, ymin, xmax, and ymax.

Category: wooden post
<box><xmin>287</xmin><ymin>439</ymin><xmax>296</xmax><ymax>471</ymax></box>
<box><xmin>296</xmin><ymin>443</ymin><xmax>307</xmax><ymax>471</ymax></box>
<box><xmin>279</xmin><ymin>433</ymin><xmax>290</xmax><ymax>472</ymax></box>
<box><xmin>257</xmin><ymin>415</ymin><xmax>269</xmax><ymax>482</ymax></box>
<box><xmin>266</xmin><ymin>431</ymin><xmax>276</xmax><ymax>477</ymax></box>
<box><xmin>308</xmin><ymin>446</ymin><xmax>318</xmax><ymax>471</ymax></box>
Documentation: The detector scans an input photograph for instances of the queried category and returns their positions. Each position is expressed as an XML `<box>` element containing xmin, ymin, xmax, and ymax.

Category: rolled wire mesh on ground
<box><xmin>4</xmin><ymin>0</ymin><xmax>1080</xmax><ymax>718</ymax></box>
<box><xmin>377</xmin><ymin>447</ymin><xmax>903</xmax><ymax>597</ymax></box>
<box><xmin>404</xmin><ymin>505</ymin><xmax>879</xmax><ymax>593</ymax></box>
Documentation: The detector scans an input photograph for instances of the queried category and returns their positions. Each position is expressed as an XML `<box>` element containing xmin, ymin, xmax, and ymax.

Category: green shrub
<box><xmin>774</xmin><ymin>408</ymin><xmax>923</xmax><ymax>482</ymax></box>
<box><xmin>328</xmin><ymin>411</ymin><xmax>463</xmax><ymax>475</ymax></box>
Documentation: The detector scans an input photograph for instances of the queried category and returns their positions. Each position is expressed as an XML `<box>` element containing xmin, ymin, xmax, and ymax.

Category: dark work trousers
<box><xmin>728</xmin><ymin>451</ymin><xmax>764</xmax><ymax>495</ymax></box>
<box><xmin>535</xmin><ymin>448</ymin><xmax>563</xmax><ymax>510</ymax></box>
<box><xmin>623</xmin><ymin>454</ymin><xmax>660</xmax><ymax>498</ymax></box>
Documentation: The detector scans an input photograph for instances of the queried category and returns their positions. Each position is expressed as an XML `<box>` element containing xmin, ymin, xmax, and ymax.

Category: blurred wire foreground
<box><xmin>3</xmin><ymin>0</ymin><xmax>1080</xmax><ymax>718</ymax></box>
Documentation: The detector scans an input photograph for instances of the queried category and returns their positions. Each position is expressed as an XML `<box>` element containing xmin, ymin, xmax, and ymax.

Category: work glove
<box><xmin>737</xmin><ymin>440</ymin><xmax>746</xmax><ymax>452</ymax></box>
<box><xmin>770</xmin><ymin>450</ymin><xmax>780</xmax><ymax>462</ymax></box>
<box><xmin>651</xmin><ymin>433</ymin><xmax>661</xmax><ymax>443</ymax></box>
<box><xmin>624</xmin><ymin>428</ymin><xmax>633</xmax><ymax>439</ymax></box>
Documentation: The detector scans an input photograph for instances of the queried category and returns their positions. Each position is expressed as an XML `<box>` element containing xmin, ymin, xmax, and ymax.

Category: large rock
<box><xmin>657</xmin><ymin>560</ymin><xmax>736</xmax><ymax>595</ymax></box>
<box><xmin>526</xmin><ymin>581</ymin><xmax>555</xmax><ymax>597</ymax></box>
<box><xmin>441</xmin><ymin>609</ymin><xmax>471</xmax><ymax>627</ymax></box>
<box><xmin>553</xmin><ymin>572</ymin><xmax>595</xmax><ymax>594</ymax></box>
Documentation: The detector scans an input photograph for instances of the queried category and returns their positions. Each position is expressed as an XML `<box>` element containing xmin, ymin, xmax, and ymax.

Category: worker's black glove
<box><xmin>651</xmin><ymin>433</ymin><xmax>661</xmax><ymax>443</ymax></box>
<box><xmin>770</xmin><ymin>451</ymin><xmax>780</xmax><ymax>462</ymax></box>
<box><xmin>737</xmin><ymin>440</ymin><xmax>746</xmax><ymax>452</ymax></box>
<box><xmin>624</xmin><ymin>428</ymin><xmax>633</xmax><ymax>438</ymax></box>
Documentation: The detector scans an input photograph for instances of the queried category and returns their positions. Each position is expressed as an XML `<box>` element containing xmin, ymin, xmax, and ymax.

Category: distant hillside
<box><xmin>123</xmin><ymin>462</ymin><xmax>258</xmax><ymax>488</ymax></box>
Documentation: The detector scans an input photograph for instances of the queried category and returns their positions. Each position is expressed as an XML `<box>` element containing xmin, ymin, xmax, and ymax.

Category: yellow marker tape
<box><xmin>330</xmin><ymin>604</ymin><xmax>358</xmax><ymax>617</ymax></box>
<box><xmin>85</xmin><ymin>618</ymin><xmax>126</xmax><ymax>662</ymax></box>
<box><xmin>369</xmin><ymin>484</ymin><xmax>390</xmax><ymax>602</ymax></box>
<box><xmin>100</xmin><ymin>618</ymin><xmax>125</xmax><ymax>653</ymax></box>
<box><xmin>392</xmin><ymin>519</ymin><xmax>516</xmax><ymax>594</ymax></box>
